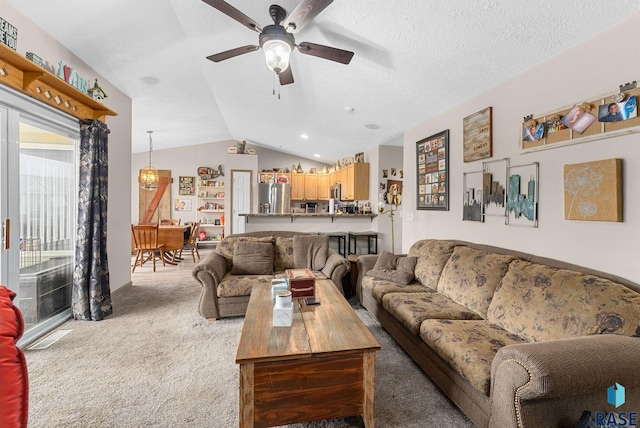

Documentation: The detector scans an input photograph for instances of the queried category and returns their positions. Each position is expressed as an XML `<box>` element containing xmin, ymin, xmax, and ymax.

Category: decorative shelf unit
<box><xmin>197</xmin><ymin>178</ymin><xmax>225</xmax><ymax>246</ymax></box>
<box><xmin>0</xmin><ymin>43</ymin><xmax>117</xmax><ymax>122</ymax></box>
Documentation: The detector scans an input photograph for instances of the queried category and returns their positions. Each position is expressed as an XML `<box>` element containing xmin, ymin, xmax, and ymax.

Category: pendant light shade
<box><xmin>140</xmin><ymin>131</ymin><xmax>159</xmax><ymax>190</ymax></box>
<box><xmin>263</xmin><ymin>39</ymin><xmax>292</xmax><ymax>74</ymax></box>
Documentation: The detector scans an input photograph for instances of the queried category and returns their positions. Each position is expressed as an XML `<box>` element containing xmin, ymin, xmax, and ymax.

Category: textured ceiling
<box><xmin>9</xmin><ymin>1</ymin><xmax>640</xmax><ymax>163</ymax></box>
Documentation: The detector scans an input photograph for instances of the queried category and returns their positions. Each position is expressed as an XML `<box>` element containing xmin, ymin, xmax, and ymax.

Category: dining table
<box><xmin>158</xmin><ymin>225</ymin><xmax>190</xmax><ymax>264</ymax></box>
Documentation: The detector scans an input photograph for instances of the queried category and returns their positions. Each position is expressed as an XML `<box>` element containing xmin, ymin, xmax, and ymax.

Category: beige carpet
<box><xmin>24</xmin><ymin>250</ymin><xmax>473</xmax><ymax>427</ymax></box>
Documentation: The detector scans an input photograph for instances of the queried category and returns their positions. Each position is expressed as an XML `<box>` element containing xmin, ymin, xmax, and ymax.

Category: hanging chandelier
<box><xmin>140</xmin><ymin>131</ymin><xmax>159</xmax><ymax>190</ymax></box>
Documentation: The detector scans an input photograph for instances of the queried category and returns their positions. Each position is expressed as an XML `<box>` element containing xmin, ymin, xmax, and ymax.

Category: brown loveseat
<box><xmin>192</xmin><ymin>231</ymin><xmax>349</xmax><ymax>320</ymax></box>
<box><xmin>357</xmin><ymin>239</ymin><xmax>640</xmax><ymax>428</ymax></box>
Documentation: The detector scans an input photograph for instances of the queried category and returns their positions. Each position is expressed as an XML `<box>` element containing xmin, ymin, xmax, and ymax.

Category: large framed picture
<box><xmin>463</xmin><ymin>107</ymin><xmax>492</xmax><ymax>162</ymax></box>
<box><xmin>416</xmin><ymin>129</ymin><xmax>449</xmax><ymax>210</ymax></box>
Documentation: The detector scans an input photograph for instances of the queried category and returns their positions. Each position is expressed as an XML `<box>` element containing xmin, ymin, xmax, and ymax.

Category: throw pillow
<box><xmin>230</xmin><ymin>241</ymin><xmax>274</xmax><ymax>275</ymax></box>
<box><xmin>368</xmin><ymin>251</ymin><xmax>418</xmax><ymax>285</ymax></box>
<box><xmin>293</xmin><ymin>235</ymin><xmax>329</xmax><ymax>271</ymax></box>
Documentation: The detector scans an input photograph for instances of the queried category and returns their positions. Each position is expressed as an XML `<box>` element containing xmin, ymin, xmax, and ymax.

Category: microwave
<box><xmin>330</xmin><ymin>184</ymin><xmax>342</xmax><ymax>201</ymax></box>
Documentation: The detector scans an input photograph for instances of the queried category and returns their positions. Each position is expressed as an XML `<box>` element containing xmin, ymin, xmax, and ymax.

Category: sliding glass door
<box><xmin>0</xmin><ymin>86</ymin><xmax>79</xmax><ymax>345</ymax></box>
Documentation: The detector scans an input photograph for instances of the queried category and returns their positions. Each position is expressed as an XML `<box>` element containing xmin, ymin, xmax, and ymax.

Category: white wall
<box><xmin>2</xmin><ymin>1</ymin><xmax>133</xmax><ymax>292</ymax></box>
<box><xmin>366</xmin><ymin>143</ymin><xmax>404</xmax><ymax>253</ymax></box>
<box><xmin>402</xmin><ymin>15</ymin><xmax>640</xmax><ymax>284</ymax></box>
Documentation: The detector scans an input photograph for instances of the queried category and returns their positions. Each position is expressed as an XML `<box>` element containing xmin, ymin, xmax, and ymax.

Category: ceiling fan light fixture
<box><xmin>263</xmin><ymin>38</ymin><xmax>292</xmax><ymax>74</ymax></box>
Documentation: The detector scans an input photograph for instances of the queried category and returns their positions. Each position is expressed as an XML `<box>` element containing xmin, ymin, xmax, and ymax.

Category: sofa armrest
<box><xmin>321</xmin><ymin>250</ymin><xmax>349</xmax><ymax>295</ymax></box>
<box><xmin>192</xmin><ymin>251</ymin><xmax>229</xmax><ymax>319</ymax></box>
<box><xmin>489</xmin><ymin>334</ymin><xmax>640</xmax><ymax>428</ymax></box>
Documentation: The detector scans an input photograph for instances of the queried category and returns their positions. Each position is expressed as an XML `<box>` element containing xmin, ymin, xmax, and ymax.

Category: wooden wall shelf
<box><xmin>0</xmin><ymin>43</ymin><xmax>117</xmax><ymax>122</ymax></box>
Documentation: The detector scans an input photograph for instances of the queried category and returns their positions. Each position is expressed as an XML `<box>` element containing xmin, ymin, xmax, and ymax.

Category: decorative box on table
<box><xmin>285</xmin><ymin>268</ymin><xmax>315</xmax><ymax>299</ymax></box>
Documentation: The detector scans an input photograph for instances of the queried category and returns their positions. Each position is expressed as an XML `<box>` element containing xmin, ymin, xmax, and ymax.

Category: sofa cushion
<box><xmin>274</xmin><ymin>237</ymin><xmax>295</xmax><ymax>272</ymax></box>
<box><xmin>383</xmin><ymin>291</ymin><xmax>482</xmax><ymax>335</ymax></box>
<box><xmin>487</xmin><ymin>260</ymin><xmax>640</xmax><ymax>342</ymax></box>
<box><xmin>217</xmin><ymin>274</ymin><xmax>273</xmax><ymax>298</ymax></box>
<box><xmin>437</xmin><ymin>246</ymin><xmax>516</xmax><ymax>318</ymax></box>
<box><xmin>230</xmin><ymin>242</ymin><xmax>274</xmax><ymax>275</ymax></box>
<box><xmin>293</xmin><ymin>234</ymin><xmax>329</xmax><ymax>271</ymax></box>
<box><xmin>216</xmin><ymin>236</ymin><xmax>274</xmax><ymax>269</ymax></box>
<box><xmin>362</xmin><ymin>275</ymin><xmax>427</xmax><ymax>303</ymax></box>
<box><xmin>368</xmin><ymin>251</ymin><xmax>418</xmax><ymax>285</ymax></box>
<box><xmin>420</xmin><ymin>320</ymin><xmax>525</xmax><ymax>395</ymax></box>
<box><xmin>408</xmin><ymin>239</ymin><xmax>456</xmax><ymax>290</ymax></box>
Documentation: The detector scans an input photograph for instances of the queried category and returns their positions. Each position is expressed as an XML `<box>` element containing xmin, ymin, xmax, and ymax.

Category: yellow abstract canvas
<box><xmin>564</xmin><ymin>158</ymin><xmax>622</xmax><ymax>222</ymax></box>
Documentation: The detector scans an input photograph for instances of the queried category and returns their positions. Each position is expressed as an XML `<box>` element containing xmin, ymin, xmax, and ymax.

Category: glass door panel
<box><xmin>16</xmin><ymin>119</ymin><xmax>77</xmax><ymax>332</ymax></box>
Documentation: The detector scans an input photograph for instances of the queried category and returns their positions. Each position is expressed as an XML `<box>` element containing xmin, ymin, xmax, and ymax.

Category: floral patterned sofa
<box><xmin>357</xmin><ymin>239</ymin><xmax>640</xmax><ymax>428</ymax></box>
<box><xmin>192</xmin><ymin>231</ymin><xmax>349</xmax><ymax>320</ymax></box>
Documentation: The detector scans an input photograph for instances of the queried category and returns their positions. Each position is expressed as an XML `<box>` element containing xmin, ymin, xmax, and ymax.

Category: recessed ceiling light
<box><xmin>300</xmin><ymin>134</ymin><xmax>309</xmax><ymax>139</ymax></box>
<box><xmin>313</xmin><ymin>154</ymin><xmax>320</xmax><ymax>158</ymax></box>
<box><xmin>141</xmin><ymin>76</ymin><xmax>160</xmax><ymax>85</ymax></box>
<box><xmin>365</xmin><ymin>123</ymin><xmax>380</xmax><ymax>130</ymax></box>
<box><xmin>344</xmin><ymin>106</ymin><xmax>354</xmax><ymax>112</ymax></box>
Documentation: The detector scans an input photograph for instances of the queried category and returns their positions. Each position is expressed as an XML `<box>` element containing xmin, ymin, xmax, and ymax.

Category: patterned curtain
<box><xmin>71</xmin><ymin>119</ymin><xmax>112</xmax><ymax>321</ymax></box>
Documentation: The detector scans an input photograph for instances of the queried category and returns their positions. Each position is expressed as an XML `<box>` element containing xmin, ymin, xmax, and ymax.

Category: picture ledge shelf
<box><xmin>0</xmin><ymin>43</ymin><xmax>117</xmax><ymax>122</ymax></box>
<box><xmin>520</xmin><ymin>123</ymin><xmax>640</xmax><ymax>154</ymax></box>
<box><xmin>521</xmin><ymin>85</ymin><xmax>640</xmax><ymax>153</ymax></box>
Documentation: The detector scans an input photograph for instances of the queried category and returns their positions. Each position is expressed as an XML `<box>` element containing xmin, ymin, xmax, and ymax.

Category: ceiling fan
<box><xmin>202</xmin><ymin>0</ymin><xmax>354</xmax><ymax>85</ymax></box>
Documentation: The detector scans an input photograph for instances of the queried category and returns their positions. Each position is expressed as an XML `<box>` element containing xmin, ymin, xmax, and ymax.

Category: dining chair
<box><xmin>160</xmin><ymin>218</ymin><xmax>181</xmax><ymax>225</ymax></box>
<box><xmin>177</xmin><ymin>222</ymin><xmax>200</xmax><ymax>263</ymax></box>
<box><xmin>131</xmin><ymin>224</ymin><xmax>165</xmax><ymax>272</ymax></box>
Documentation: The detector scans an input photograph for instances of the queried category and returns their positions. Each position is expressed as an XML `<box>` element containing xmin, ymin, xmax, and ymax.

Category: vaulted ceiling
<box><xmin>9</xmin><ymin>1</ymin><xmax>640</xmax><ymax>163</ymax></box>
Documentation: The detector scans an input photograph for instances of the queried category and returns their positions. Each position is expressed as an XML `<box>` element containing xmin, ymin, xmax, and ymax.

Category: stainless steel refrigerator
<box><xmin>258</xmin><ymin>183</ymin><xmax>291</xmax><ymax>214</ymax></box>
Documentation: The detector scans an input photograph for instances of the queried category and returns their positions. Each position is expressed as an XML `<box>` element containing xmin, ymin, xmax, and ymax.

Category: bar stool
<box><xmin>322</xmin><ymin>232</ymin><xmax>347</xmax><ymax>257</ymax></box>
<box><xmin>347</xmin><ymin>231</ymin><xmax>378</xmax><ymax>255</ymax></box>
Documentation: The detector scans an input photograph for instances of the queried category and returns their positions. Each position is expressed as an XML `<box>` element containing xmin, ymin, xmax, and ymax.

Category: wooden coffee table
<box><xmin>236</xmin><ymin>278</ymin><xmax>380</xmax><ymax>427</ymax></box>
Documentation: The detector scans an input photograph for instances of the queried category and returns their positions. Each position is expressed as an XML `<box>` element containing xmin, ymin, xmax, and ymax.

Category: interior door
<box><xmin>231</xmin><ymin>170</ymin><xmax>251</xmax><ymax>234</ymax></box>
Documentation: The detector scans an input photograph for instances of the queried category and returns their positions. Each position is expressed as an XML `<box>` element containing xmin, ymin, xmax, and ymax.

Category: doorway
<box><xmin>230</xmin><ymin>170</ymin><xmax>252</xmax><ymax>234</ymax></box>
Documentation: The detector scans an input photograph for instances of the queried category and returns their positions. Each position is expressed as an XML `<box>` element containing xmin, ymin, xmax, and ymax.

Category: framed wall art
<box><xmin>564</xmin><ymin>158</ymin><xmax>622</xmax><ymax>222</ymax></box>
<box><xmin>463</xmin><ymin>170</ymin><xmax>483</xmax><ymax>222</ymax></box>
<box><xmin>506</xmin><ymin>162</ymin><xmax>538</xmax><ymax>227</ymax></box>
<box><xmin>463</xmin><ymin>107</ymin><xmax>492</xmax><ymax>162</ymax></box>
<box><xmin>416</xmin><ymin>129</ymin><xmax>449</xmax><ymax>210</ymax></box>
<box><xmin>179</xmin><ymin>176</ymin><xmax>195</xmax><ymax>195</ymax></box>
<box><xmin>482</xmin><ymin>158</ymin><xmax>508</xmax><ymax>218</ymax></box>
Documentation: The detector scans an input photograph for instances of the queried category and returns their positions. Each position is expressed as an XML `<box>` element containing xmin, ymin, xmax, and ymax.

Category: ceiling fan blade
<box><xmin>284</xmin><ymin>0</ymin><xmax>333</xmax><ymax>33</ymax></box>
<box><xmin>201</xmin><ymin>0</ymin><xmax>262</xmax><ymax>32</ymax></box>
<box><xmin>206</xmin><ymin>45</ymin><xmax>260</xmax><ymax>62</ymax></box>
<box><xmin>297</xmin><ymin>42</ymin><xmax>354</xmax><ymax>64</ymax></box>
<box><xmin>278</xmin><ymin>67</ymin><xmax>294</xmax><ymax>85</ymax></box>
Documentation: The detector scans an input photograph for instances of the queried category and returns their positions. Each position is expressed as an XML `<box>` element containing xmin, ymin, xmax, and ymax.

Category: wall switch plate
<box><xmin>406</xmin><ymin>212</ymin><xmax>414</xmax><ymax>222</ymax></box>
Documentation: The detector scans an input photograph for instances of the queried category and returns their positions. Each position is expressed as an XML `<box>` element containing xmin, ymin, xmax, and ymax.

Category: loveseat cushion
<box><xmin>230</xmin><ymin>241</ymin><xmax>274</xmax><ymax>275</ymax></box>
<box><xmin>437</xmin><ymin>246</ymin><xmax>516</xmax><ymax>318</ymax></box>
<box><xmin>368</xmin><ymin>251</ymin><xmax>418</xmax><ymax>285</ymax></box>
<box><xmin>362</xmin><ymin>275</ymin><xmax>427</xmax><ymax>303</ymax></box>
<box><xmin>216</xmin><ymin>236</ymin><xmax>274</xmax><ymax>269</ymax></box>
<box><xmin>274</xmin><ymin>237</ymin><xmax>294</xmax><ymax>272</ymax></box>
<box><xmin>487</xmin><ymin>260</ymin><xmax>640</xmax><ymax>342</ymax></box>
<box><xmin>382</xmin><ymin>291</ymin><xmax>482</xmax><ymax>335</ymax></box>
<box><xmin>408</xmin><ymin>239</ymin><xmax>456</xmax><ymax>290</ymax></box>
<box><xmin>420</xmin><ymin>319</ymin><xmax>525</xmax><ymax>395</ymax></box>
<box><xmin>293</xmin><ymin>234</ymin><xmax>329</xmax><ymax>271</ymax></box>
<box><xmin>217</xmin><ymin>274</ymin><xmax>273</xmax><ymax>298</ymax></box>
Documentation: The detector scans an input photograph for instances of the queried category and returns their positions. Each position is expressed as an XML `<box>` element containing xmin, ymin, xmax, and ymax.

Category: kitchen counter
<box><xmin>239</xmin><ymin>213</ymin><xmax>377</xmax><ymax>223</ymax></box>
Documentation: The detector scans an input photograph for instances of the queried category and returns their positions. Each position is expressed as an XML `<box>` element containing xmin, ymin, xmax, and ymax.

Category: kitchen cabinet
<box><xmin>343</xmin><ymin>163</ymin><xmax>369</xmax><ymax>201</ymax></box>
<box><xmin>317</xmin><ymin>173</ymin><xmax>330</xmax><ymax>200</ymax></box>
<box><xmin>291</xmin><ymin>173</ymin><xmax>305</xmax><ymax>200</ymax></box>
<box><xmin>304</xmin><ymin>174</ymin><xmax>318</xmax><ymax>200</ymax></box>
